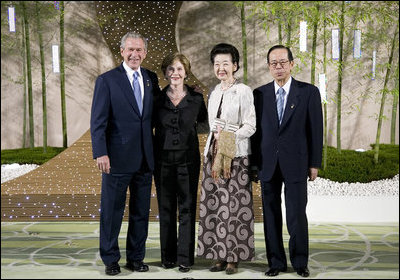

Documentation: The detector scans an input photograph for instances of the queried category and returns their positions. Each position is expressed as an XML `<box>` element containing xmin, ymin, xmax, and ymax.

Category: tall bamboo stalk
<box><xmin>310</xmin><ymin>3</ymin><xmax>320</xmax><ymax>85</ymax></box>
<box><xmin>21</xmin><ymin>12</ymin><xmax>27</xmax><ymax>148</ymax></box>
<box><xmin>22</xmin><ymin>1</ymin><xmax>34</xmax><ymax>148</ymax></box>
<box><xmin>336</xmin><ymin>1</ymin><xmax>345</xmax><ymax>153</ymax></box>
<box><xmin>35</xmin><ymin>1</ymin><xmax>47</xmax><ymax>153</ymax></box>
<box><xmin>390</xmin><ymin>57</ymin><xmax>399</xmax><ymax>144</ymax></box>
<box><xmin>322</xmin><ymin>4</ymin><xmax>328</xmax><ymax>170</ymax></box>
<box><xmin>374</xmin><ymin>21</ymin><xmax>399</xmax><ymax>163</ymax></box>
<box><xmin>240</xmin><ymin>2</ymin><xmax>248</xmax><ymax>84</ymax></box>
<box><xmin>60</xmin><ymin>1</ymin><xmax>67</xmax><ymax>148</ymax></box>
<box><xmin>286</xmin><ymin>17</ymin><xmax>292</xmax><ymax>47</ymax></box>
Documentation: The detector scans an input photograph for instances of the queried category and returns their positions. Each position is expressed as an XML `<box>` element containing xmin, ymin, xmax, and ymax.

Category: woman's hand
<box><xmin>223</xmin><ymin>167</ymin><xmax>231</xmax><ymax>179</ymax></box>
<box><xmin>213</xmin><ymin>125</ymin><xmax>222</xmax><ymax>140</ymax></box>
<box><xmin>212</xmin><ymin>170</ymin><xmax>219</xmax><ymax>180</ymax></box>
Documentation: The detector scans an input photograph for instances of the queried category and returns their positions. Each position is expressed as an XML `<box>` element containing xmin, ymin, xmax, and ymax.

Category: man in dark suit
<box><xmin>90</xmin><ymin>32</ymin><xmax>160</xmax><ymax>276</ymax></box>
<box><xmin>251</xmin><ymin>45</ymin><xmax>323</xmax><ymax>278</ymax></box>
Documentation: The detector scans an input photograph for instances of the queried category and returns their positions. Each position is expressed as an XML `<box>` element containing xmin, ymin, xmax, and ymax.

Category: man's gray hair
<box><xmin>120</xmin><ymin>32</ymin><xmax>148</xmax><ymax>51</ymax></box>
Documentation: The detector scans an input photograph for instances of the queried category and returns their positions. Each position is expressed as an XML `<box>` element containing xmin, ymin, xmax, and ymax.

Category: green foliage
<box><xmin>2</xmin><ymin>145</ymin><xmax>398</xmax><ymax>184</ymax></box>
<box><xmin>1</xmin><ymin>147</ymin><xmax>66</xmax><ymax>165</ymax></box>
<box><xmin>318</xmin><ymin>144</ymin><xmax>399</xmax><ymax>183</ymax></box>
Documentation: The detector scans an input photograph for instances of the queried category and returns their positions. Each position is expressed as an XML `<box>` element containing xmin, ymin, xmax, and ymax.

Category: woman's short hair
<box><xmin>161</xmin><ymin>53</ymin><xmax>191</xmax><ymax>76</ymax></box>
<box><xmin>210</xmin><ymin>43</ymin><xmax>240</xmax><ymax>73</ymax></box>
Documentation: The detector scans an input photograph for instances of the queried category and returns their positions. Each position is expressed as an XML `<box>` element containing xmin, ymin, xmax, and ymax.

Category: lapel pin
<box><xmin>290</xmin><ymin>104</ymin><xmax>295</xmax><ymax>109</ymax></box>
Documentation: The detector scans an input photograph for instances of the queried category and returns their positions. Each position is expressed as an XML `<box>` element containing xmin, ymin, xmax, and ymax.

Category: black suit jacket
<box><xmin>90</xmin><ymin>63</ymin><xmax>161</xmax><ymax>173</ymax></box>
<box><xmin>251</xmin><ymin>78</ymin><xmax>323</xmax><ymax>182</ymax></box>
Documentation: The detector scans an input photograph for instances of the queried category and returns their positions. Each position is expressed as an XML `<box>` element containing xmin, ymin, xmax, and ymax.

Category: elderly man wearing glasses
<box><xmin>250</xmin><ymin>45</ymin><xmax>323</xmax><ymax>278</ymax></box>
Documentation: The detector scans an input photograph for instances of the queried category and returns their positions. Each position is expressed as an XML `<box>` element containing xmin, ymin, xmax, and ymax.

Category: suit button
<box><xmin>173</xmin><ymin>139</ymin><xmax>179</xmax><ymax>145</ymax></box>
<box><xmin>171</xmin><ymin>118</ymin><xmax>177</xmax><ymax>124</ymax></box>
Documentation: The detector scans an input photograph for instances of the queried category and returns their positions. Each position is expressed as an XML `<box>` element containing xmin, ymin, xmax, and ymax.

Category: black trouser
<box><xmin>261</xmin><ymin>162</ymin><xmax>309</xmax><ymax>271</ymax></box>
<box><xmin>154</xmin><ymin>149</ymin><xmax>200</xmax><ymax>267</ymax></box>
<box><xmin>99</xmin><ymin>160</ymin><xmax>152</xmax><ymax>266</ymax></box>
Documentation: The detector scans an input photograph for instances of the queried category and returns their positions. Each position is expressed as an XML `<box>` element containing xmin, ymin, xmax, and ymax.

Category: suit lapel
<box><xmin>117</xmin><ymin>64</ymin><xmax>142</xmax><ymax>115</ymax></box>
<box><xmin>280</xmin><ymin>78</ymin><xmax>299</xmax><ymax>129</ymax></box>
<box><xmin>263</xmin><ymin>82</ymin><xmax>280</xmax><ymax>130</ymax></box>
<box><xmin>141</xmin><ymin>68</ymin><xmax>152</xmax><ymax>117</ymax></box>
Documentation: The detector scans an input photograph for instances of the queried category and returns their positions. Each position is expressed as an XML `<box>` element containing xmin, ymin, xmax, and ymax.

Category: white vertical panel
<box><xmin>8</xmin><ymin>7</ymin><xmax>15</xmax><ymax>32</ymax></box>
<box><xmin>52</xmin><ymin>45</ymin><xmax>60</xmax><ymax>73</ymax></box>
<box><xmin>319</xmin><ymin>73</ymin><xmax>327</xmax><ymax>103</ymax></box>
<box><xmin>332</xmin><ymin>29</ymin><xmax>340</xmax><ymax>60</ymax></box>
<box><xmin>299</xmin><ymin>21</ymin><xmax>307</xmax><ymax>52</ymax></box>
<box><xmin>372</xmin><ymin>50</ymin><xmax>376</xmax><ymax>80</ymax></box>
<box><xmin>353</xmin><ymin>30</ymin><xmax>361</xmax><ymax>58</ymax></box>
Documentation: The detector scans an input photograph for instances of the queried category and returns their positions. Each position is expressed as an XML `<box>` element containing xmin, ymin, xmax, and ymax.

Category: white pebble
<box><xmin>1</xmin><ymin>164</ymin><xmax>39</xmax><ymax>184</ymax></box>
<box><xmin>1</xmin><ymin>164</ymin><xmax>399</xmax><ymax>197</ymax></box>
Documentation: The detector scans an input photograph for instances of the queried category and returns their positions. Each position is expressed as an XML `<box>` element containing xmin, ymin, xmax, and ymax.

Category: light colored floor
<box><xmin>1</xmin><ymin>221</ymin><xmax>398</xmax><ymax>279</ymax></box>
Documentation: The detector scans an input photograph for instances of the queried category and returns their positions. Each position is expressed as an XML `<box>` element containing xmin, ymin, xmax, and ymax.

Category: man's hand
<box><xmin>96</xmin><ymin>155</ymin><xmax>110</xmax><ymax>174</ymax></box>
<box><xmin>308</xmin><ymin>167</ymin><xmax>318</xmax><ymax>181</ymax></box>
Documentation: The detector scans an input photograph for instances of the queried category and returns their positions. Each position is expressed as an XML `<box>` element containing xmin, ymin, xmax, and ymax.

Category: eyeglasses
<box><xmin>268</xmin><ymin>60</ymin><xmax>290</xmax><ymax>69</ymax></box>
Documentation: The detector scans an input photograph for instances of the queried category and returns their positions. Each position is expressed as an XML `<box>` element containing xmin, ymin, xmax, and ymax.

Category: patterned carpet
<box><xmin>1</xmin><ymin>222</ymin><xmax>398</xmax><ymax>279</ymax></box>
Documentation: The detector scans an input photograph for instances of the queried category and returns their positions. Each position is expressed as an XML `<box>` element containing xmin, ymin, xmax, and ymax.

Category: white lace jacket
<box><xmin>204</xmin><ymin>82</ymin><xmax>256</xmax><ymax>157</ymax></box>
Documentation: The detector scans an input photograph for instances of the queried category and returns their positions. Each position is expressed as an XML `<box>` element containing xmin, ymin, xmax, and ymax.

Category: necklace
<box><xmin>167</xmin><ymin>88</ymin><xmax>186</xmax><ymax>100</ymax></box>
<box><xmin>220</xmin><ymin>79</ymin><xmax>236</xmax><ymax>91</ymax></box>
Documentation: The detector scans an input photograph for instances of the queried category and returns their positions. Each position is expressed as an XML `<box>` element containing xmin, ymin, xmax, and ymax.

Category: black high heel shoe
<box><xmin>162</xmin><ymin>261</ymin><xmax>175</xmax><ymax>269</ymax></box>
<box><xmin>179</xmin><ymin>265</ymin><xmax>191</xmax><ymax>272</ymax></box>
<box><xmin>209</xmin><ymin>260</ymin><xmax>227</xmax><ymax>272</ymax></box>
<box><xmin>225</xmin><ymin>262</ymin><xmax>238</xmax><ymax>274</ymax></box>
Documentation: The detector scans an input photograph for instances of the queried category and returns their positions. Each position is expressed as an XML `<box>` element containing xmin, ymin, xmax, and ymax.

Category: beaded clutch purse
<box><xmin>212</xmin><ymin>130</ymin><xmax>236</xmax><ymax>177</ymax></box>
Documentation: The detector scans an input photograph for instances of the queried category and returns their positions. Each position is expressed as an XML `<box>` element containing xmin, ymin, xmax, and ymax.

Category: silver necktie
<box><xmin>276</xmin><ymin>87</ymin><xmax>286</xmax><ymax>124</ymax></box>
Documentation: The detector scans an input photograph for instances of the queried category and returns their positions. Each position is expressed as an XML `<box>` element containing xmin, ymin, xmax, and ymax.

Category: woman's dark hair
<box><xmin>267</xmin><ymin>45</ymin><xmax>294</xmax><ymax>64</ymax></box>
<box><xmin>210</xmin><ymin>43</ymin><xmax>240</xmax><ymax>73</ymax></box>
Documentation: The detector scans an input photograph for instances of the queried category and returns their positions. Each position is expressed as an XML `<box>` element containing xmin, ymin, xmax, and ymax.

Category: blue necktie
<box><xmin>133</xmin><ymin>71</ymin><xmax>142</xmax><ymax>114</ymax></box>
<box><xmin>277</xmin><ymin>87</ymin><xmax>286</xmax><ymax>124</ymax></box>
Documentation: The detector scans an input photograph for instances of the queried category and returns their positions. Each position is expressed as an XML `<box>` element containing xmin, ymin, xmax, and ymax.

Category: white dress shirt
<box><xmin>274</xmin><ymin>76</ymin><xmax>292</xmax><ymax>112</ymax></box>
<box><xmin>122</xmin><ymin>61</ymin><xmax>144</xmax><ymax>103</ymax></box>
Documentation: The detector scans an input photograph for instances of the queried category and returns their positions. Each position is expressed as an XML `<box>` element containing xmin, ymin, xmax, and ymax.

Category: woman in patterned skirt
<box><xmin>197</xmin><ymin>43</ymin><xmax>256</xmax><ymax>275</ymax></box>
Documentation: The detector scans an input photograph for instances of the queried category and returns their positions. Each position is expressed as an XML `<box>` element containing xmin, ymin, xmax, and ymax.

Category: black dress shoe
<box><xmin>126</xmin><ymin>260</ymin><xmax>149</xmax><ymax>272</ymax></box>
<box><xmin>265</xmin><ymin>267</ymin><xmax>286</xmax><ymax>276</ymax></box>
<box><xmin>178</xmin><ymin>265</ymin><xmax>191</xmax><ymax>273</ymax></box>
<box><xmin>296</xmin><ymin>267</ymin><xmax>310</xmax><ymax>277</ymax></box>
<box><xmin>162</xmin><ymin>261</ymin><xmax>176</xmax><ymax>269</ymax></box>
<box><xmin>105</xmin><ymin>263</ymin><xmax>120</xmax><ymax>276</ymax></box>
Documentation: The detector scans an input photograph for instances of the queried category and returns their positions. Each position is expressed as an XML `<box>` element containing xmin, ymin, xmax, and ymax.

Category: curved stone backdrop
<box><xmin>1</xmin><ymin>1</ymin><xmax>397</xmax><ymax>222</ymax></box>
<box><xmin>1</xmin><ymin>1</ymin><xmax>264</xmax><ymax>222</ymax></box>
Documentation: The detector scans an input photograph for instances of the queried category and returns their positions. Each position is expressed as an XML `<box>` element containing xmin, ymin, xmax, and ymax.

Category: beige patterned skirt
<box><xmin>197</xmin><ymin>151</ymin><xmax>255</xmax><ymax>262</ymax></box>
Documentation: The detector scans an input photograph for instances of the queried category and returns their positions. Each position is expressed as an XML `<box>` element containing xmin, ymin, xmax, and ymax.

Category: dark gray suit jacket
<box><xmin>251</xmin><ymin>78</ymin><xmax>323</xmax><ymax>182</ymax></box>
<box><xmin>90</xmin><ymin>63</ymin><xmax>160</xmax><ymax>173</ymax></box>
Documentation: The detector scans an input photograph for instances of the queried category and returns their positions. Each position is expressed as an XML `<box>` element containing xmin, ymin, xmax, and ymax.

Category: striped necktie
<box><xmin>133</xmin><ymin>71</ymin><xmax>142</xmax><ymax>114</ymax></box>
<box><xmin>277</xmin><ymin>87</ymin><xmax>286</xmax><ymax>124</ymax></box>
